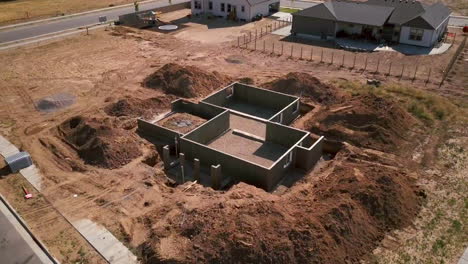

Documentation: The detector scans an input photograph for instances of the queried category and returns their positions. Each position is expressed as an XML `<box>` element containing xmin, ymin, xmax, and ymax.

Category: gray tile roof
<box><xmin>295</xmin><ymin>0</ymin><xmax>450</xmax><ymax>29</ymax></box>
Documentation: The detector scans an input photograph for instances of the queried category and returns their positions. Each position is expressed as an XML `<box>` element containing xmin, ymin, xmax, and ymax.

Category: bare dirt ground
<box><xmin>0</xmin><ymin>9</ymin><xmax>466</xmax><ymax>264</ymax></box>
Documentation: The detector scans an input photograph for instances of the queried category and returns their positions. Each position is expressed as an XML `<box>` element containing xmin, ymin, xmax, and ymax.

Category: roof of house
<box><xmin>294</xmin><ymin>0</ymin><xmax>451</xmax><ymax>29</ymax></box>
<box><xmin>367</xmin><ymin>0</ymin><xmax>451</xmax><ymax>29</ymax></box>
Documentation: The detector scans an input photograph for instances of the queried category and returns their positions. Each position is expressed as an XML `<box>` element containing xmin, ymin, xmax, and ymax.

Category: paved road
<box><xmin>0</xmin><ymin>197</ymin><xmax>55</xmax><ymax>264</ymax></box>
<box><xmin>0</xmin><ymin>0</ymin><xmax>189</xmax><ymax>44</ymax></box>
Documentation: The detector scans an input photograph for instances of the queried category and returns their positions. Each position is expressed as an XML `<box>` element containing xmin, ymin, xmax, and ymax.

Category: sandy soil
<box><xmin>0</xmin><ymin>9</ymin><xmax>466</xmax><ymax>264</ymax></box>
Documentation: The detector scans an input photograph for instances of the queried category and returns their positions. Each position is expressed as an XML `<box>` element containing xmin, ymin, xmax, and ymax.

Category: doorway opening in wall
<box><xmin>209</xmin><ymin>1</ymin><xmax>213</xmax><ymax>10</ymax></box>
<box><xmin>283</xmin><ymin>151</ymin><xmax>293</xmax><ymax>168</ymax></box>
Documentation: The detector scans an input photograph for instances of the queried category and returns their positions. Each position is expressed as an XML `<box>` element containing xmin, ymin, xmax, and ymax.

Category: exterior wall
<box><xmin>291</xmin><ymin>15</ymin><xmax>336</xmax><ymax>37</ymax></box>
<box><xmin>268</xmin><ymin>148</ymin><xmax>296</xmax><ymax>190</ymax></box>
<box><xmin>431</xmin><ymin>17</ymin><xmax>449</xmax><ymax>45</ymax></box>
<box><xmin>191</xmin><ymin>0</ymin><xmax>255</xmax><ymax>21</ymax></box>
<box><xmin>172</xmin><ymin>99</ymin><xmax>224</xmax><ymax>119</ymax></box>
<box><xmin>265</xmin><ymin>122</ymin><xmax>308</xmax><ymax>148</ymax></box>
<box><xmin>269</xmin><ymin>99</ymin><xmax>300</xmax><ymax>125</ymax></box>
<box><xmin>250</xmin><ymin>0</ymin><xmax>278</xmax><ymax>18</ymax></box>
<box><xmin>137</xmin><ymin>119</ymin><xmax>182</xmax><ymax>145</ymax></box>
<box><xmin>184</xmin><ymin>111</ymin><xmax>229</xmax><ymax>144</ymax></box>
<box><xmin>336</xmin><ymin>22</ymin><xmax>363</xmax><ymax>35</ymax></box>
<box><xmin>233</xmin><ymin>83</ymin><xmax>297</xmax><ymax>113</ymax></box>
<box><xmin>294</xmin><ymin>136</ymin><xmax>324</xmax><ymax>171</ymax></box>
<box><xmin>399</xmin><ymin>26</ymin><xmax>434</xmax><ymax>47</ymax></box>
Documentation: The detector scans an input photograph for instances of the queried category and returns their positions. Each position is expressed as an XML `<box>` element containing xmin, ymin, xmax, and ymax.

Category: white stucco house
<box><xmin>291</xmin><ymin>0</ymin><xmax>451</xmax><ymax>48</ymax></box>
<box><xmin>191</xmin><ymin>0</ymin><xmax>280</xmax><ymax>21</ymax></box>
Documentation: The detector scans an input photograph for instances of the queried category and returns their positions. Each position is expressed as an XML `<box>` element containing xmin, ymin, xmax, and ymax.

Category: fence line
<box><xmin>237</xmin><ymin>37</ymin><xmax>442</xmax><ymax>84</ymax></box>
<box><xmin>439</xmin><ymin>35</ymin><xmax>467</xmax><ymax>87</ymax></box>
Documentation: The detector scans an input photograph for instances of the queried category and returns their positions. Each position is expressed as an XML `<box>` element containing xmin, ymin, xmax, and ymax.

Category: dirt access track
<box><xmin>0</xmin><ymin>8</ymin><xmax>467</xmax><ymax>264</ymax></box>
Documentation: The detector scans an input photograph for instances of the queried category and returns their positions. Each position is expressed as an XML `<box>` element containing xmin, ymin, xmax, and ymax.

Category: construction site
<box><xmin>0</xmin><ymin>2</ymin><xmax>467</xmax><ymax>264</ymax></box>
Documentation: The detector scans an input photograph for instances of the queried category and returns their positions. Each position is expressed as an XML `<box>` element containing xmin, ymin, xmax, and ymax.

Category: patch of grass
<box><xmin>279</xmin><ymin>7</ymin><xmax>301</xmax><ymax>13</ymax></box>
<box><xmin>334</xmin><ymin>80</ymin><xmax>463</xmax><ymax>125</ymax></box>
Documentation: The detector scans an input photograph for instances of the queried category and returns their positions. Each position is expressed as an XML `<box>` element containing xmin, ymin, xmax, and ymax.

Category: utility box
<box><xmin>5</xmin><ymin>152</ymin><xmax>33</xmax><ymax>173</ymax></box>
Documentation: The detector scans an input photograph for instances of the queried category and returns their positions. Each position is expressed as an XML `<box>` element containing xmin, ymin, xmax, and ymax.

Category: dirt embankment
<box><xmin>57</xmin><ymin>116</ymin><xmax>142</xmax><ymax>169</ymax></box>
<box><xmin>139</xmin><ymin>144</ymin><xmax>422</xmax><ymax>263</ymax></box>
<box><xmin>262</xmin><ymin>72</ymin><xmax>345</xmax><ymax>104</ymax></box>
<box><xmin>306</xmin><ymin>93</ymin><xmax>416</xmax><ymax>152</ymax></box>
<box><xmin>104</xmin><ymin>96</ymin><xmax>174</xmax><ymax>119</ymax></box>
<box><xmin>144</xmin><ymin>63</ymin><xmax>232</xmax><ymax>98</ymax></box>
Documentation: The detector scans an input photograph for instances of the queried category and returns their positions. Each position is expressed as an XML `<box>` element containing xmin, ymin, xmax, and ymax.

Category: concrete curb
<box><xmin>0</xmin><ymin>0</ymin><xmax>164</xmax><ymax>31</ymax></box>
<box><xmin>0</xmin><ymin>194</ymin><xmax>59</xmax><ymax>264</ymax></box>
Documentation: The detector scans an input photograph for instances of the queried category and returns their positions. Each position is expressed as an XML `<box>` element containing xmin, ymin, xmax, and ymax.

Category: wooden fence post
<box><xmin>388</xmin><ymin>62</ymin><xmax>392</xmax><ymax>76</ymax></box>
<box><xmin>376</xmin><ymin>58</ymin><xmax>380</xmax><ymax>73</ymax></box>
<box><xmin>310</xmin><ymin>48</ymin><xmax>313</xmax><ymax>61</ymax></box>
<box><xmin>300</xmin><ymin>47</ymin><xmax>303</xmax><ymax>59</ymax></box>
<box><xmin>243</xmin><ymin>35</ymin><xmax>246</xmax><ymax>47</ymax></box>
<box><xmin>263</xmin><ymin>40</ymin><xmax>265</xmax><ymax>52</ymax></box>
<box><xmin>261</xmin><ymin>27</ymin><xmax>263</xmax><ymax>37</ymax></box>
<box><xmin>238</xmin><ymin>36</ymin><xmax>240</xmax><ymax>47</ymax></box>
<box><xmin>341</xmin><ymin>53</ymin><xmax>345</xmax><ymax>67</ymax></box>
<box><xmin>331</xmin><ymin>52</ymin><xmax>334</xmax><ymax>64</ymax></box>
<box><xmin>352</xmin><ymin>53</ymin><xmax>356</xmax><ymax>69</ymax></box>
<box><xmin>272</xmin><ymin>42</ymin><xmax>275</xmax><ymax>54</ymax></box>
<box><xmin>426</xmin><ymin>68</ymin><xmax>431</xmax><ymax>84</ymax></box>
<box><xmin>290</xmin><ymin>45</ymin><xmax>293</xmax><ymax>58</ymax></box>
<box><xmin>254</xmin><ymin>37</ymin><xmax>257</xmax><ymax>50</ymax></box>
<box><xmin>249</xmin><ymin>31</ymin><xmax>252</xmax><ymax>42</ymax></box>
<box><xmin>412</xmin><ymin>65</ymin><xmax>418</xmax><ymax>81</ymax></box>
<box><xmin>255</xmin><ymin>29</ymin><xmax>257</xmax><ymax>40</ymax></box>
<box><xmin>320</xmin><ymin>49</ymin><xmax>324</xmax><ymax>62</ymax></box>
<box><xmin>281</xmin><ymin>42</ymin><xmax>284</xmax><ymax>55</ymax></box>
<box><xmin>400</xmin><ymin>64</ymin><xmax>405</xmax><ymax>80</ymax></box>
<box><xmin>364</xmin><ymin>56</ymin><xmax>368</xmax><ymax>71</ymax></box>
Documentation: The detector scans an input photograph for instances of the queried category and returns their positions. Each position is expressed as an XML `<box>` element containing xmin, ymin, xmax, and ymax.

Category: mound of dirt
<box><xmin>262</xmin><ymin>72</ymin><xmax>343</xmax><ymax>104</ymax></box>
<box><xmin>304</xmin><ymin>93</ymin><xmax>416</xmax><ymax>152</ymax></box>
<box><xmin>139</xmin><ymin>144</ymin><xmax>422</xmax><ymax>263</ymax></box>
<box><xmin>144</xmin><ymin>63</ymin><xmax>232</xmax><ymax>98</ymax></box>
<box><xmin>104</xmin><ymin>96</ymin><xmax>173</xmax><ymax>119</ymax></box>
<box><xmin>57</xmin><ymin>116</ymin><xmax>141</xmax><ymax>169</ymax></box>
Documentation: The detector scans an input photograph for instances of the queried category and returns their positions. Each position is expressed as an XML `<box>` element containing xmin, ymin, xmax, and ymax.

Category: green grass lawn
<box><xmin>279</xmin><ymin>7</ymin><xmax>301</xmax><ymax>13</ymax></box>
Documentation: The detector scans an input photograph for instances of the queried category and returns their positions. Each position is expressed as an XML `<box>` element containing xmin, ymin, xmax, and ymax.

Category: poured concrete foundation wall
<box><xmin>202</xmin><ymin>86</ymin><xmax>232</xmax><ymax>106</ymax></box>
<box><xmin>180</xmin><ymin>138</ymin><xmax>271</xmax><ymax>190</ymax></box>
<box><xmin>172</xmin><ymin>100</ymin><xmax>224</xmax><ymax>120</ymax></box>
<box><xmin>137</xmin><ymin>119</ymin><xmax>181</xmax><ymax>144</ymax></box>
<box><xmin>295</xmin><ymin>136</ymin><xmax>324</xmax><ymax>171</ymax></box>
<box><xmin>269</xmin><ymin>99</ymin><xmax>300</xmax><ymax>125</ymax></box>
<box><xmin>184</xmin><ymin>111</ymin><xmax>229</xmax><ymax>145</ymax></box>
<box><xmin>233</xmin><ymin>83</ymin><xmax>297</xmax><ymax>112</ymax></box>
<box><xmin>268</xmin><ymin>148</ymin><xmax>296</xmax><ymax>190</ymax></box>
<box><xmin>265</xmin><ymin>122</ymin><xmax>308</xmax><ymax>148</ymax></box>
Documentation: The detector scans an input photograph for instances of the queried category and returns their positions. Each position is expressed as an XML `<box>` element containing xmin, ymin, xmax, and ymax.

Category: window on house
<box><xmin>221</xmin><ymin>3</ymin><xmax>225</xmax><ymax>12</ymax></box>
<box><xmin>241</xmin><ymin>5</ymin><xmax>245</xmax><ymax>12</ymax></box>
<box><xmin>194</xmin><ymin>0</ymin><xmax>201</xmax><ymax>9</ymax></box>
<box><xmin>209</xmin><ymin>1</ymin><xmax>213</xmax><ymax>10</ymax></box>
<box><xmin>227</xmin><ymin>4</ymin><xmax>231</xmax><ymax>12</ymax></box>
<box><xmin>409</xmin><ymin>28</ymin><xmax>424</xmax><ymax>41</ymax></box>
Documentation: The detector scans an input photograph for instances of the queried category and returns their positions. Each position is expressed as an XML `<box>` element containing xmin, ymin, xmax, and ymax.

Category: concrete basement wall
<box><xmin>180</xmin><ymin>138</ymin><xmax>272</xmax><ymax>190</ymax></box>
<box><xmin>233</xmin><ymin>83</ymin><xmax>297</xmax><ymax>111</ymax></box>
<box><xmin>172</xmin><ymin>99</ymin><xmax>224</xmax><ymax>120</ymax></box>
<box><xmin>269</xmin><ymin>99</ymin><xmax>300</xmax><ymax>125</ymax></box>
<box><xmin>265</xmin><ymin>122</ymin><xmax>308</xmax><ymax>148</ymax></box>
<box><xmin>295</xmin><ymin>136</ymin><xmax>324</xmax><ymax>171</ymax></box>
<box><xmin>183</xmin><ymin>111</ymin><xmax>230</xmax><ymax>145</ymax></box>
<box><xmin>202</xmin><ymin>85</ymin><xmax>233</xmax><ymax>106</ymax></box>
<box><xmin>137</xmin><ymin>119</ymin><xmax>181</xmax><ymax>143</ymax></box>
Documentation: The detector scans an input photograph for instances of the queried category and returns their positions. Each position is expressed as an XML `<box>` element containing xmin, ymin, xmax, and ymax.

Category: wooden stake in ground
<box><xmin>376</xmin><ymin>58</ymin><xmax>380</xmax><ymax>73</ymax></box>
<box><xmin>272</xmin><ymin>42</ymin><xmax>275</xmax><ymax>54</ymax></box>
<box><xmin>310</xmin><ymin>48</ymin><xmax>313</xmax><ymax>61</ymax></box>
<box><xmin>243</xmin><ymin>35</ymin><xmax>246</xmax><ymax>47</ymax></box>
<box><xmin>281</xmin><ymin>42</ymin><xmax>284</xmax><ymax>55</ymax></box>
<box><xmin>400</xmin><ymin>64</ymin><xmax>405</xmax><ymax>80</ymax></box>
<box><xmin>290</xmin><ymin>45</ymin><xmax>293</xmax><ymax>58</ymax></box>
<box><xmin>412</xmin><ymin>65</ymin><xmax>418</xmax><ymax>82</ymax></box>
<box><xmin>352</xmin><ymin>53</ymin><xmax>356</xmax><ymax>69</ymax></box>
<box><xmin>364</xmin><ymin>56</ymin><xmax>368</xmax><ymax>71</ymax></box>
<box><xmin>300</xmin><ymin>47</ymin><xmax>303</xmax><ymax>59</ymax></box>
<box><xmin>238</xmin><ymin>36</ymin><xmax>240</xmax><ymax>47</ymax></box>
<box><xmin>254</xmin><ymin>37</ymin><xmax>257</xmax><ymax>50</ymax></box>
<box><xmin>341</xmin><ymin>53</ymin><xmax>345</xmax><ymax>67</ymax></box>
<box><xmin>388</xmin><ymin>61</ymin><xmax>393</xmax><ymax>76</ymax></box>
<box><xmin>426</xmin><ymin>68</ymin><xmax>432</xmax><ymax>85</ymax></box>
<box><xmin>331</xmin><ymin>52</ymin><xmax>334</xmax><ymax>64</ymax></box>
<box><xmin>263</xmin><ymin>40</ymin><xmax>266</xmax><ymax>52</ymax></box>
<box><xmin>320</xmin><ymin>49</ymin><xmax>324</xmax><ymax>62</ymax></box>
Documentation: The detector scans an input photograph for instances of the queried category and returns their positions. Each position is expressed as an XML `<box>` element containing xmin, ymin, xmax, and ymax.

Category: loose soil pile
<box><xmin>262</xmin><ymin>72</ymin><xmax>344</xmax><ymax>104</ymax></box>
<box><xmin>104</xmin><ymin>96</ymin><xmax>173</xmax><ymax>119</ymax></box>
<box><xmin>143</xmin><ymin>63</ymin><xmax>232</xmax><ymax>98</ymax></box>
<box><xmin>139</xmin><ymin>144</ymin><xmax>422</xmax><ymax>263</ymax></box>
<box><xmin>304</xmin><ymin>93</ymin><xmax>416</xmax><ymax>152</ymax></box>
<box><xmin>57</xmin><ymin>116</ymin><xmax>141</xmax><ymax>169</ymax></box>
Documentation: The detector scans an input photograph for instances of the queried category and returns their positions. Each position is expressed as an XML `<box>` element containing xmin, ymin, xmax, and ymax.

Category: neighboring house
<box><xmin>191</xmin><ymin>0</ymin><xmax>280</xmax><ymax>21</ymax></box>
<box><xmin>291</xmin><ymin>0</ymin><xmax>451</xmax><ymax>47</ymax></box>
